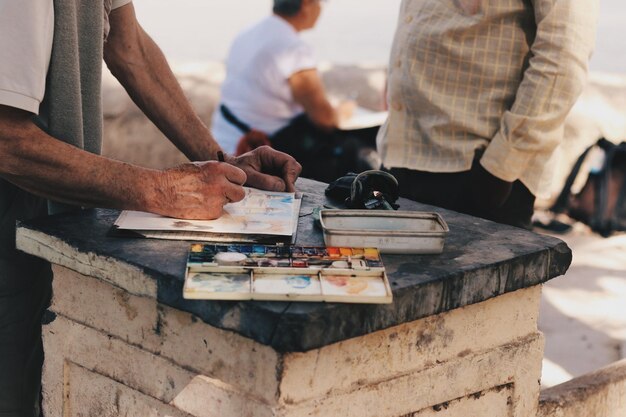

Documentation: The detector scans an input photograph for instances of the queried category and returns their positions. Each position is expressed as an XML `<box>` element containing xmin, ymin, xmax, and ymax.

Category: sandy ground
<box><xmin>536</xmin><ymin>218</ymin><xmax>626</xmax><ymax>388</ymax></box>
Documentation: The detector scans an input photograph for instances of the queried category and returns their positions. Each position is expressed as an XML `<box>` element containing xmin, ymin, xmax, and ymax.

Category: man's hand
<box><xmin>227</xmin><ymin>146</ymin><xmax>302</xmax><ymax>193</ymax></box>
<box><xmin>150</xmin><ymin>161</ymin><xmax>247</xmax><ymax>220</ymax></box>
<box><xmin>470</xmin><ymin>162</ymin><xmax>513</xmax><ymax>211</ymax></box>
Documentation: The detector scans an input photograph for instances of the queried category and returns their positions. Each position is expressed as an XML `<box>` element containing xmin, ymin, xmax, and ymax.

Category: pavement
<box><xmin>535</xmin><ymin>215</ymin><xmax>626</xmax><ymax>388</ymax></box>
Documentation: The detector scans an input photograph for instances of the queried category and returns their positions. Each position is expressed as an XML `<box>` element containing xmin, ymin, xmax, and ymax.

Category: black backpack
<box><xmin>551</xmin><ymin>138</ymin><xmax>626</xmax><ymax>236</ymax></box>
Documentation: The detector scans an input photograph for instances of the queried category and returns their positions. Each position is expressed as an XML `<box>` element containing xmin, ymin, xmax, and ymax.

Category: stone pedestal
<box><xmin>16</xmin><ymin>179</ymin><xmax>571</xmax><ymax>417</ymax></box>
<box><xmin>43</xmin><ymin>264</ymin><xmax>544</xmax><ymax>417</ymax></box>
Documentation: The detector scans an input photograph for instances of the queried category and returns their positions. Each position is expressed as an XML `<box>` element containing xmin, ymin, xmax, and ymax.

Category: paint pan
<box><xmin>252</xmin><ymin>272</ymin><xmax>322</xmax><ymax>302</ymax></box>
<box><xmin>183</xmin><ymin>272</ymin><xmax>252</xmax><ymax>300</ymax></box>
<box><xmin>320</xmin><ymin>271</ymin><xmax>392</xmax><ymax>304</ymax></box>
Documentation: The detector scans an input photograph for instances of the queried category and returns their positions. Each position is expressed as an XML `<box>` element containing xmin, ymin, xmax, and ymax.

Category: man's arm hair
<box><xmin>103</xmin><ymin>3</ymin><xmax>222</xmax><ymax>162</ymax></box>
<box><xmin>0</xmin><ymin>105</ymin><xmax>159</xmax><ymax>211</ymax></box>
<box><xmin>0</xmin><ymin>105</ymin><xmax>247</xmax><ymax>219</ymax></box>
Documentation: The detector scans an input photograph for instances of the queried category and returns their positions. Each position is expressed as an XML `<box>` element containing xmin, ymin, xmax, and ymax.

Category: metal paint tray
<box><xmin>319</xmin><ymin>210</ymin><xmax>448</xmax><ymax>254</ymax></box>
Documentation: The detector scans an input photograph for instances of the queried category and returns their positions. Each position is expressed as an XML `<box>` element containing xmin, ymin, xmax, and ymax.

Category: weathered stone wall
<box><xmin>101</xmin><ymin>62</ymin><xmax>387</xmax><ymax>169</ymax></box>
<box><xmin>538</xmin><ymin>358</ymin><xmax>626</xmax><ymax>417</ymax></box>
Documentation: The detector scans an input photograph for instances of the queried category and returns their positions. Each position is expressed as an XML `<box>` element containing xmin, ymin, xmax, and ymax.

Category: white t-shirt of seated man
<box><xmin>212</xmin><ymin>15</ymin><xmax>317</xmax><ymax>154</ymax></box>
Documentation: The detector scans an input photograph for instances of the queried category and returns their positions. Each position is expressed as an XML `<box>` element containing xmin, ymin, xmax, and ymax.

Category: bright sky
<box><xmin>133</xmin><ymin>0</ymin><xmax>626</xmax><ymax>73</ymax></box>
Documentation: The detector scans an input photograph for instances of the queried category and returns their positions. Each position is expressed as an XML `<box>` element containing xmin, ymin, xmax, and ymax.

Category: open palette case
<box><xmin>184</xmin><ymin>243</ymin><xmax>393</xmax><ymax>304</ymax></box>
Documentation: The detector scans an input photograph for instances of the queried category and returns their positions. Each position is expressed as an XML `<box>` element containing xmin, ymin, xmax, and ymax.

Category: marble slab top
<box><xmin>16</xmin><ymin>178</ymin><xmax>571</xmax><ymax>352</ymax></box>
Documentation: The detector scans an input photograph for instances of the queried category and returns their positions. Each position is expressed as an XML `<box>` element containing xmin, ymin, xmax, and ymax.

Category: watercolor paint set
<box><xmin>183</xmin><ymin>243</ymin><xmax>393</xmax><ymax>304</ymax></box>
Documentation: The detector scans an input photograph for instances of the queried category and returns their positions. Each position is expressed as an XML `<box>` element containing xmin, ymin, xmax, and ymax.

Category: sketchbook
<box><xmin>113</xmin><ymin>187</ymin><xmax>301</xmax><ymax>243</ymax></box>
<box><xmin>183</xmin><ymin>243</ymin><xmax>393</xmax><ymax>304</ymax></box>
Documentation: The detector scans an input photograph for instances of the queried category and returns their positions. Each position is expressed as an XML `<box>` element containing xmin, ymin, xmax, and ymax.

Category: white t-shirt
<box><xmin>212</xmin><ymin>15</ymin><xmax>316</xmax><ymax>154</ymax></box>
<box><xmin>0</xmin><ymin>0</ymin><xmax>131</xmax><ymax>114</ymax></box>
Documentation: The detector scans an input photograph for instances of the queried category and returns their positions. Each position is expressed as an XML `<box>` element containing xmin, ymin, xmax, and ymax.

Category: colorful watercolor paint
<box><xmin>292</xmin><ymin>259</ymin><xmax>308</xmax><ymax>268</ymax></box>
<box><xmin>265</xmin><ymin>246</ymin><xmax>278</xmax><ymax>257</ymax></box>
<box><xmin>252</xmin><ymin>245</ymin><xmax>266</xmax><ymax>255</ymax></box>
<box><xmin>184</xmin><ymin>244</ymin><xmax>391</xmax><ymax>304</ymax></box>
<box><xmin>186</xmin><ymin>272</ymin><xmax>251</xmax><ymax>294</ymax></box>
<box><xmin>351</xmin><ymin>248</ymin><xmax>364</xmax><ymax>258</ymax></box>
<box><xmin>253</xmin><ymin>274</ymin><xmax>322</xmax><ymax>297</ymax></box>
<box><xmin>257</xmin><ymin>258</ymin><xmax>274</xmax><ymax>267</ymax></box>
<box><xmin>238</xmin><ymin>245</ymin><xmax>253</xmax><ymax>254</ymax></box>
<box><xmin>364</xmin><ymin>248</ymin><xmax>380</xmax><ymax>260</ymax></box>
<box><xmin>366</xmin><ymin>260</ymin><xmax>384</xmax><ymax>268</ymax></box>
<box><xmin>307</xmin><ymin>257</ymin><xmax>333</xmax><ymax>267</ymax></box>
<box><xmin>303</xmin><ymin>247</ymin><xmax>318</xmax><ymax>256</ymax></box>
<box><xmin>339</xmin><ymin>247</ymin><xmax>353</xmax><ymax>257</ymax></box>
<box><xmin>320</xmin><ymin>275</ymin><xmax>388</xmax><ymax>298</ymax></box>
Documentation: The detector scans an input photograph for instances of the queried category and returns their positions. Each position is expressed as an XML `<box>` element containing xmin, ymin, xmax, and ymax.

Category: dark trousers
<box><xmin>0</xmin><ymin>265</ymin><xmax>52</xmax><ymax>417</ymax></box>
<box><xmin>271</xmin><ymin>114</ymin><xmax>379</xmax><ymax>183</ymax></box>
<box><xmin>389</xmin><ymin>167</ymin><xmax>536</xmax><ymax>229</ymax></box>
<box><xmin>0</xmin><ymin>181</ymin><xmax>53</xmax><ymax>417</ymax></box>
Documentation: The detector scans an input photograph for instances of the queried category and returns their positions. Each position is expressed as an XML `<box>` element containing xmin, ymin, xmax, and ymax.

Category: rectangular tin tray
<box><xmin>319</xmin><ymin>210</ymin><xmax>449</xmax><ymax>254</ymax></box>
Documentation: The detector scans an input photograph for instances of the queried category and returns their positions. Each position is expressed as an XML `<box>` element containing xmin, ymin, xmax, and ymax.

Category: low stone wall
<box><xmin>101</xmin><ymin>62</ymin><xmax>387</xmax><ymax>170</ymax></box>
<box><xmin>538</xmin><ymin>359</ymin><xmax>626</xmax><ymax>417</ymax></box>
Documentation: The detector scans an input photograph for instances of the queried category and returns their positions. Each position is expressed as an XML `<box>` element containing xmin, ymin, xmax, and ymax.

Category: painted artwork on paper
<box><xmin>320</xmin><ymin>275</ymin><xmax>388</xmax><ymax>297</ymax></box>
<box><xmin>185</xmin><ymin>272</ymin><xmax>251</xmax><ymax>293</ymax></box>
<box><xmin>253</xmin><ymin>274</ymin><xmax>322</xmax><ymax>296</ymax></box>
<box><xmin>114</xmin><ymin>187</ymin><xmax>297</xmax><ymax>236</ymax></box>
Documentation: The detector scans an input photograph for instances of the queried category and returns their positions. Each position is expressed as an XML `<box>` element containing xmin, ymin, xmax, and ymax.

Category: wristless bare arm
<box><xmin>0</xmin><ymin>105</ymin><xmax>246</xmax><ymax>219</ymax></box>
<box><xmin>104</xmin><ymin>4</ymin><xmax>301</xmax><ymax>192</ymax></box>
<box><xmin>0</xmin><ymin>3</ymin><xmax>298</xmax><ymax>220</ymax></box>
<box><xmin>104</xmin><ymin>4</ymin><xmax>221</xmax><ymax>162</ymax></box>
<box><xmin>0</xmin><ymin>3</ymin><xmax>262</xmax><ymax>220</ymax></box>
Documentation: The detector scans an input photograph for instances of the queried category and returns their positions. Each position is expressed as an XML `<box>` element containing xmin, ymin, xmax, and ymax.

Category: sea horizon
<box><xmin>134</xmin><ymin>0</ymin><xmax>625</xmax><ymax>74</ymax></box>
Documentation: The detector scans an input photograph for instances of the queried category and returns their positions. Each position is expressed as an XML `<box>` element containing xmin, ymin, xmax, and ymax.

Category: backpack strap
<box><xmin>608</xmin><ymin>142</ymin><xmax>626</xmax><ymax>231</ymax></box>
<box><xmin>591</xmin><ymin>139</ymin><xmax>619</xmax><ymax>235</ymax></box>
<box><xmin>220</xmin><ymin>104</ymin><xmax>252</xmax><ymax>134</ymax></box>
<box><xmin>551</xmin><ymin>144</ymin><xmax>594</xmax><ymax>213</ymax></box>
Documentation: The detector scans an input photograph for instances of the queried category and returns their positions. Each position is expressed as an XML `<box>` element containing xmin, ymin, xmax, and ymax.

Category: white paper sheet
<box><xmin>338</xmin><ymin>107</ymin><xmax>388</xmax><ymax>130</ymax></box>
<box><xmin>114</xmin><ymin>187</ymin><xmax>300</xmax><ymax>237</ymax></box>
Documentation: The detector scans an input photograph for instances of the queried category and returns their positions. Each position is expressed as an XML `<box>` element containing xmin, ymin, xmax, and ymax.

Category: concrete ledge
<box><xmin>538</xmin><ymin>359</ymin><xmax>626</xmax><ymax>417</ymax></box>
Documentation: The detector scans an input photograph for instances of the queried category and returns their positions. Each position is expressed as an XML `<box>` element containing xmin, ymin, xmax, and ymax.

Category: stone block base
<box><xmin>43</xmin><ymin>265</ymin><xmax>544</xmax><ymax>417</ymax></box>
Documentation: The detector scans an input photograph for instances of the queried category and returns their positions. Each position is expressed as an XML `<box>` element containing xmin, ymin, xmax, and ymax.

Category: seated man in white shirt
<box><xmin>212</xmin><ymin>0</ymin><xmax>376</xmax><ymax>182</ymax></box>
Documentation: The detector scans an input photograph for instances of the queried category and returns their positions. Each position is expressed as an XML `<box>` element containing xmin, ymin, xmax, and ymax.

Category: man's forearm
<box><xmin>104</xmin><ymin>4</ymin><xmax>222</xmax><ymax>162</ymax></box>
<box><xmin>0</xmin><ymin>109</ymin><xmax>159</xmax><ymax>212</ymax></box>
<box><xmin>1</xmin><ymin>102</ymin><xmax>252</xmax><ymax>220</ymax></box>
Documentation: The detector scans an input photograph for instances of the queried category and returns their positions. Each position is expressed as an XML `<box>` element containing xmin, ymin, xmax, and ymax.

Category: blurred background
<box><xmin>132</xmin><ymin>0</ymin><xmax>625</xmax><ymax>72</ymax></box>
<box><xmin>105</xmin><ymin>0</ymin><xmax>626</xmax><ymax>391</ymax></box>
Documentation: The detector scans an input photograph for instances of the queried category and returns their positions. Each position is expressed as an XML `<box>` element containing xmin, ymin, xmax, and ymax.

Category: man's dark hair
<box><xmin>273</xmin><ymin>0</ymin><xmax>303</xmax><ymax>17</ymax></box>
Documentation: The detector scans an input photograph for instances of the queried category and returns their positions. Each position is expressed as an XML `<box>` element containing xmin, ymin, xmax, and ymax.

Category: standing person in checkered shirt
<box><xmin>377</xmin><ymin>0</ymin><xmax>599</xmax><ymax>229</ymax></box>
